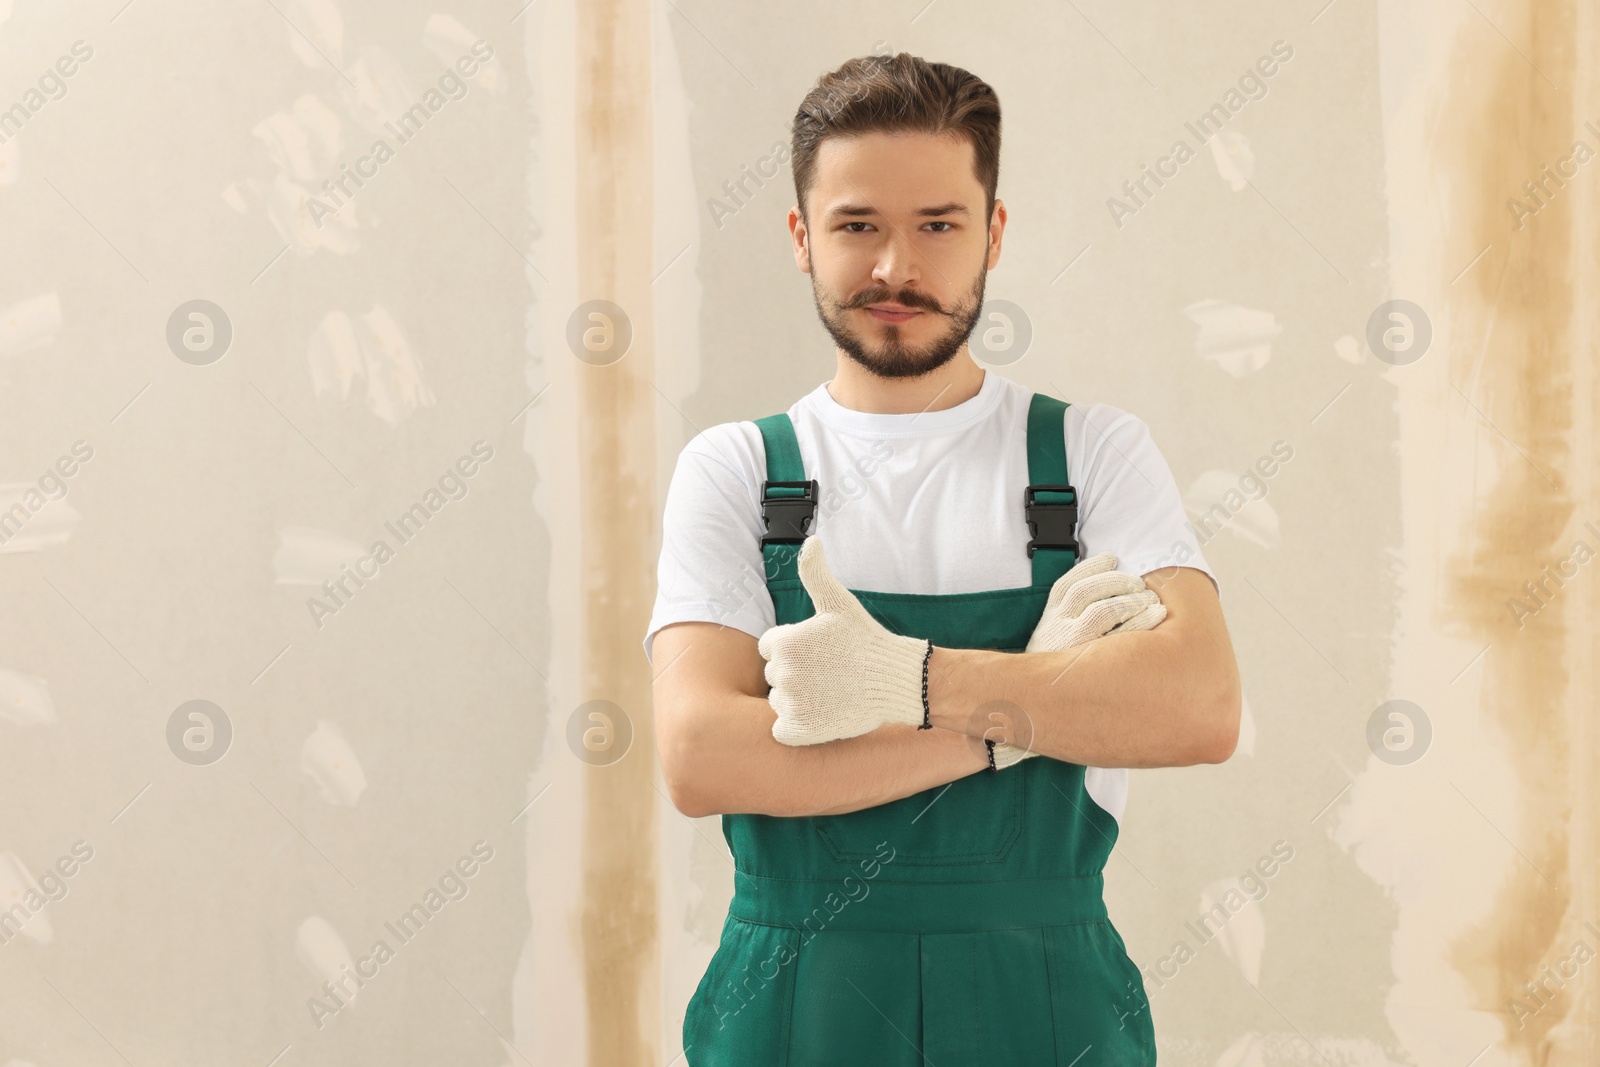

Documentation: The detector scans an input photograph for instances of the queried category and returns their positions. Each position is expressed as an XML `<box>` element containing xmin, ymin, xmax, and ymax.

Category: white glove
<box><xmin>1024</xmin><ymin>553</ymin><xmax>1161</xmax><ymax>652</ymax></box>
<box><xmin>990</xmin><ymin>553</ymin><xmax>1168</xmax><ymax>770</ymax></box>
<box><xmin>758</xmin><ymin>536</ymin><xmax>930</xmax><ymax>745</ymax></box>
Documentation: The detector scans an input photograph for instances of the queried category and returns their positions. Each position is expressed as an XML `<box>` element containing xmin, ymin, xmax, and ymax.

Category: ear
<box><xmin>788</xmin><ymin>206</ymin><xmax>811</xmax><ymax>273</ymax></box>
<box><xmin>986</xmin><ymin>197</ymin><xmax>1006</xmax><ymax>270</ymax></box>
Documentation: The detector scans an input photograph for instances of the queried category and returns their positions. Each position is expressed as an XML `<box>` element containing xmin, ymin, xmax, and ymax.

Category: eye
<box><xmin>925</xmin><ymin>221</ymin><xmax>954</xmax><ymax>233</ymax></box>
<box><xmin>843</xmin><ymin>222</ymin><xmax>873</xmax><ymax>233</ymax></box>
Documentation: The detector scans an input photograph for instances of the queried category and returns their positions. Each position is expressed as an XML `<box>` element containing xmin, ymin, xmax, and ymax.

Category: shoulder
<box><xmin>1064</xmin><ymin>399</ymin><xmax>1147</xmax><ymax>443</ymax></box>
<box><xmin>674</xmin><ymin>420</ymin><xmax>766</xmax><ymax>491</ymax></box>
<box><xmin>1061</xmin><ymin>400</ymin><xmax>1164</xmax><ymax>477</ymax></box>
<box><xmin>1060</xmin><ymin>400</ymin><xmax>1193</xmax><ymax>510</ymax></box>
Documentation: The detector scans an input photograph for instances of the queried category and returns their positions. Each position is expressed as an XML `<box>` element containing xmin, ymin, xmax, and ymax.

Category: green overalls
<box><xmin>682</xmin><ymin>392</ymin><xmax>1156</xmax><ymax>1066</ymax></box>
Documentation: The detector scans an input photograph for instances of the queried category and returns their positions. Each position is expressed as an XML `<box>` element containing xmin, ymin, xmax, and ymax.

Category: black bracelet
<box><xmin>986</xmin><ymin>738</ymin><xmax>998</xmax><ymax>772</ymax></box>
<box><xmin>919</xmin><ymin>639</ymin><xmax>934</xmax><ymax>729</ymax></box>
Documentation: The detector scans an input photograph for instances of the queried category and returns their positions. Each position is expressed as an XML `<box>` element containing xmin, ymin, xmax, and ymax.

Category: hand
<box><xmin>757</xmin><ymin>536</ymin><xmax>930</xmax><ymax>746</ymax></box>
<box><xmin>1024</xmin><ymin>552</ymin><xmax>1163</xmax><ymax>652</ymax></box>
<box><xmin>991</xmin><ymin>553</ymin><xmax>1167</xmax><ymax>769</ymax></box>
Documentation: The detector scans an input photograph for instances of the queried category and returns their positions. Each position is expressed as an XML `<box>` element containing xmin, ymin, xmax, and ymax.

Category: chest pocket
<box><xmin>812</xmin><ymin>765</ymin><xmax>1024</xmax><ymax>866</ymax></box>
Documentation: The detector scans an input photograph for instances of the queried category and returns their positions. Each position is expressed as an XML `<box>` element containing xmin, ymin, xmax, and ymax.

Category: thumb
<box><xmin>797</xmin><ymin>536</ymin><xmax>861</xmax><ymax>616</ymax></box>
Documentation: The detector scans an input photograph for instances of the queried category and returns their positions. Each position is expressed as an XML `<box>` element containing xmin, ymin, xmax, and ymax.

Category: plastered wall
<box><xmin>1</xmin><ymin>1</ymin><xmax>1594</xmax><ymax>1065</ymax></box>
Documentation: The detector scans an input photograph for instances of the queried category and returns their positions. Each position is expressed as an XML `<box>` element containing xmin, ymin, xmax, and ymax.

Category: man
<box><xmin>646</xmin><ymin>52</ymin><xmax>1240</xmax><ymax>1066</ymax></box>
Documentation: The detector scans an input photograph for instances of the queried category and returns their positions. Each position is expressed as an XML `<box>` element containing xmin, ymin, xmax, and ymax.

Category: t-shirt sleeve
<box><xmin>1070</xmin><ymin>405</ymin><xmax>1216</xmax><ymax>592</ymax></box>
<box><xmin>642</xmin><ymin>424</ymin><xmax>775</xmax><ymax>666</ymax></box>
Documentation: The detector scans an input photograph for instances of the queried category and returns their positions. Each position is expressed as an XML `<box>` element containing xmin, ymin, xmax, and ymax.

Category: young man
<box><xmin>647</xmin><ymin>52</ymin><xmax>1240</xmax><ymax>1066</ymax></box>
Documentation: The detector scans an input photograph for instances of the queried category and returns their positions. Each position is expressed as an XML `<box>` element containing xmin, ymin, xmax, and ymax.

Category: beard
<box><xmin>811</xmin><ymin>266</ymin><xmax>987</xmax><ymax>380</ymax></box>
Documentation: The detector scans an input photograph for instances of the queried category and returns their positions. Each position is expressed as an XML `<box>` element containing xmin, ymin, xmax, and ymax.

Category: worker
<box><xmin>647</xmin><ymin>51</ymin><xmax>1241</xmax><ymax>1066</ymax></box>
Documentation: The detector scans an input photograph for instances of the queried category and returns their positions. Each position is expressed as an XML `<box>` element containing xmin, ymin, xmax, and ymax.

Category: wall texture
<box><xmin>0</xmin><ymin>1</ymin><xmax>1594</xmax><ymax>1065</ymax></box>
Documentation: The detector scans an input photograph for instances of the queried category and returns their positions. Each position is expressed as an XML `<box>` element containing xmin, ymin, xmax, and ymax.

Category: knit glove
<box><xmin>758</xmin><ymin>536</ymin><xmax>931</xmax><ymax>746</ymax></box>
<box><xmin>989</xmin><ymin>553</ymin><xmax>1168</xmax><ymax>770</ymax></box>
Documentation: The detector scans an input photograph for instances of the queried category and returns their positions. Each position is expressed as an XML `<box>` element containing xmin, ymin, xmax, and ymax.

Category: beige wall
<box><xmin>0</xmin><ymin>0</ymin><xmax>1594</xmax><ymax>1064</ymax></box>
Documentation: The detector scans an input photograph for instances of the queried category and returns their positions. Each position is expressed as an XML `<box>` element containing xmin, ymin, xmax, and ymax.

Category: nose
<box><xmin>870</xmin><ymin>227</ymin><xmax>921</xmax><ymax>292</ymax></box>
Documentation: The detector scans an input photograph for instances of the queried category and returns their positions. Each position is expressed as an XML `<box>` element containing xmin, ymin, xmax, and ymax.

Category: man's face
<box><xmin>793</xmin><ymin>131</ymin><xmax>1000</xmax><ymax>380</ymax></box>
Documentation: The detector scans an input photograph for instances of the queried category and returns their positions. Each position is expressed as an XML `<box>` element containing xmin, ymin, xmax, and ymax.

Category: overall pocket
<box><xmin>683</xmin><ymin>917</ymin><xmax>798</xmax><ymax>1066</ymax></box>
<box><xmin>1043</xmin><ymin>919</ymin><xmax>1157</xmax><ymax>1066</ymax></box>
<box><xmin>813</xmin><ymin>763</ymin><xmax>1024</xmax><ymax>866</ymax></box>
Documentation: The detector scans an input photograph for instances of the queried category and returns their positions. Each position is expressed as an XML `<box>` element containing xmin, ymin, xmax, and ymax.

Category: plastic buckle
<box><xmin>760</xmin><ymin>479</ymin><xmax>819</xmax><ymax>544</ymax></box>
<box><xmin>1024</xmin><ymin>483</ymin><xmax>1078</xmax><ymax>558</ymax></box>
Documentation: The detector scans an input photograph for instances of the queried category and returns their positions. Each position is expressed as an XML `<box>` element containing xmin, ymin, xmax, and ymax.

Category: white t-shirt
<box><xmin>643</xmin><ymin>368</ymin><xmax>1215</xmax><ymax>827</ymax></box>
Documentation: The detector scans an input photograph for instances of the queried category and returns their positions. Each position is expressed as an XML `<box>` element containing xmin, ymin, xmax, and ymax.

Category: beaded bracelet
<box><xmin>985</xmin><ymin>738</ymin><xmax>998</xmax><ymax>772</ymax></box>
<box><xmin>918</xmin><ymin>639</ymin><xmax>934</xmax><ymax>729</ymax></box>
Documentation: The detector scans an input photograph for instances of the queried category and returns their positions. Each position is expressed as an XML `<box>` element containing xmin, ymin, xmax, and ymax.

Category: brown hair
<box><xmin>790</xmin><ymin>53</ymin><xmax>1001</xmax><ymax>225</ymax></box>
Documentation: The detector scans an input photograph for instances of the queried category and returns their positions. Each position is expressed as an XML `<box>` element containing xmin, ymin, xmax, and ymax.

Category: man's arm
<box><xmin>926</xmin><ymin>567</ymin><xmax>1241</xmax><ymax>768</ymax></box>
<box><xmin>652</xmin><ymin>621</ymin><xmax>990</xmax><ymax>819</ymax></box>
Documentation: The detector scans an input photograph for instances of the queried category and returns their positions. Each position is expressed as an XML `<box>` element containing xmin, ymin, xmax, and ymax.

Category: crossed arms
<box><xmin>652</xmin><ymin>566</ymin><xmax>1240</xmax><ymax>820</ymax></box>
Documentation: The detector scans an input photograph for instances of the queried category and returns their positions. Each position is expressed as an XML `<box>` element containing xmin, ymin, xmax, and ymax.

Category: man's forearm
<box><xmin>926</xmin><ymin>628</ymin><xmax>1233</xmax><ymax>768</ymax></box>
<box><xmin>670</xmin><ymin>692</ymin><xmax>990</xmax><ymax>819</ymax></box>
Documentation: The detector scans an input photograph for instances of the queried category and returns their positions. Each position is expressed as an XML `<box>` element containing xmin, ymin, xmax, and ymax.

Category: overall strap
<box><xmin>1024</xmin><ymin>393</ymin><xmax>1080</xmax><ymax>587</ymax></box>
<box><xmin>753</xmin><ymin>413</ymin><xmax>817</xmax><ymax>586</ymax></box>
<box><xmin>753</xmin><ymin>397</ymin><xmax>1077</xmax><ymax>589</ymax></box>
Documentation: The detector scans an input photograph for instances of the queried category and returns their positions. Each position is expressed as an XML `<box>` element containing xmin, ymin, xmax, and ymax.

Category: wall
<box><xmin>0</xmin><ymin>1</ymin><xmax>1593</xmax><ymax>1064</ymax></box>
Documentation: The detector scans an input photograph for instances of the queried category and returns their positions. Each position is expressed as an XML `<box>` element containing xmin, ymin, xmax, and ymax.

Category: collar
<box><xmin>802</xmin><ymin>367</ymin><xmax>1005</xmax><ymax>437</ymax></box>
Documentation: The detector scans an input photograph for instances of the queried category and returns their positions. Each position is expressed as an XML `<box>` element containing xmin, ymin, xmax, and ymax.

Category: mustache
<box><xmin>848</xmin><ymin>288</ymin><xmax>943</xmax><ymax>314</ymax></box>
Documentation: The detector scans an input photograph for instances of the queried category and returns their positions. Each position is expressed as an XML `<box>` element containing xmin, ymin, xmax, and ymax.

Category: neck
<box><xmin>826</xmin><ymin>350</ymin><xmax>986</xmax><ymax>414</ymax></box>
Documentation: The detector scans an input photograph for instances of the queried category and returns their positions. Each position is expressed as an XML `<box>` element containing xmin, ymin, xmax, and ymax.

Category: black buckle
<box><xmin>1024</xmin><ymin>483</ymin><xmax>1078</xmax><ymax>558</ymax></box>
<box><xmin>760</xmin><ymin>479</ymin><xmax>819</xmax><ymax>544</ymax></box>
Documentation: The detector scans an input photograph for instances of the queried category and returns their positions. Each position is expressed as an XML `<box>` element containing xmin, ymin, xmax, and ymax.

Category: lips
<box><xmin>864</xmin><ymin>305</ymin><xmax>922</xmax><ymax>323</ymax></box>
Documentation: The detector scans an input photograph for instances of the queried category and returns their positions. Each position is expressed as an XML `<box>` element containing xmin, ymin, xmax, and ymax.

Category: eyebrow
<box><xmin>828</xmin><ymin>202</ymin><xmax>971</xmax><ymax>219</ymax></box>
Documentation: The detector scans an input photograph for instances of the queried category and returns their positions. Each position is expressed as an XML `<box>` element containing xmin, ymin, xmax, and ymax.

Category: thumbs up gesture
<box><xmin>757</xmin><ymin>536</ymin><xmax>931</xmax><ymax>746</ymax></box>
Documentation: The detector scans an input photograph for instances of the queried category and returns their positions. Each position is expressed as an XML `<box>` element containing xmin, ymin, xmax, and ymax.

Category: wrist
<box><xmin>935</xmin><ymin>721</ymin><xmax>994</xmax><ymax>774</ymax></box>
<box><xmin>947</xmin><ymin>723</ymin><xmax>993</xmax><ymax>772</ymax></box>
<box><xmin>928</xmin><ymin>647</ymin><xmax>1035</xmax><ymax>760</ymax></box>
<box><xmin>926</xmin><ymin>644</ymin><xmax>981</xmax><ymax>733</ymax></box>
